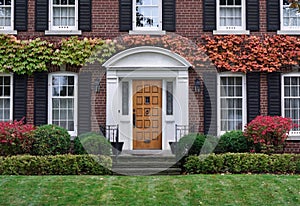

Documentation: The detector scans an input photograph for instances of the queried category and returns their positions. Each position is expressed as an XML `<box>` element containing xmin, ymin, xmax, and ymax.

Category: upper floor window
<box><xmin>0</xmin><ymin>0</ymin><xmax>13</xmax><ymax>32</ymax></box>
<box><xmin>218</xmin><ymin>74</ymin><xmax>246</xmax><ymax>135</ymax></box>
<box><xmin>214</xmin><ymin>0</ymin><xmax>248</xmax><ymax>35</ymax></box>
<box><xmin>280</xmin><ymin>0</ymin><xmax>300</xmax><ymax>32</ymax></box>
<box><xmin>0</xmin><ymin>74</ymin><xmax>12</xmax><ymax>122</ymax></box>
<box><xmin>47</xmin><ymin>0</ymin><xmax>79</xmax><ymax>34</ymax></box>
<box><xmin>132</xmin><ymin>0</ymin><xmax>162</xmax><ymax>32</ymax></box>
<box><xmin>48</xmin><ymin>73</ymin><xmax>78</xmax><ymax>136</ymax></box>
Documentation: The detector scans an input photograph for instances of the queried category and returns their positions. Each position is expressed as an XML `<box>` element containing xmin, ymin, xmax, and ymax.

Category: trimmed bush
<box><xmin>30</xmin><ymin>125</ymin><xmax>71</xmax><ymax>156</ymax></box>
<box><xmin>72</xmin><ymin>136</ymin><xmax>87</xmax><ymax>155</ymax></box>
<box><xmin>214</xmin><ymin>130</ymin><xmax>251</xmax><ymax>153</ymax></box>
<box><xmin>79</xmin><ymin>132</ymin><xmax>112</xmax><ymax>156</ymax></box>
<box><xmin>175</xmin><ymin>133</ymin><xmax>219</xmax><ymax>161</ymax></box>
<box><xmin>183</xmin><ymin>153</ymin><xmax>300</xmax><ymax>174</ymax></box>
<box><xmin>0</xmin><ymin>119</ymin><xmax>35</xmax><ymax>156</ymax></box>
<box><xmin>0</xmin><ymin>155</ymin><xmax>112</xmax><ymax>175</ymax></box>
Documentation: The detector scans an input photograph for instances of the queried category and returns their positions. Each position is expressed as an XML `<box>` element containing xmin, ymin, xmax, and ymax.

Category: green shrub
<box><xmin>176</xmin><ymin>133</ymin><xmax>218</xmax><ymax>160</ymax></box>
<box><xmin>79</xmin><ymin>132</ymin><xmax>111</xmax><ymax>156</ymax></box>
<box><xmin>30</xmin><ymin>125</ymin><xmax>71</xmax><ymax>156</ymax></box>
<box><xmin>72</xmin><ymin>136</ymin><xmax>87</xmax><ymax>155</ymax></box>
<box><xmin>183</xmin><ymin>153</ymin><xmax>300</xmax><ymax>174</ymax></box>
<box><xmin>0</xmin><ymin>154</ymin><xmax>112</xmax><ymax>175</ymax></box>
<box><xmin>214</xmin><ymin>130</ymin><xmax>251</xmax><ymax>153</ymax></box>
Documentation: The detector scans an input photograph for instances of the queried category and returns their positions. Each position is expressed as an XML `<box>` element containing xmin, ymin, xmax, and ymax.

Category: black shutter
<box><xmin>247</xmin><ymin>72</ymin><xmax>260</xmax><ymax>123</ymax></box>
<box><xmin>34</xmin><ymin>72</ymin><xmax>48</xmax><ymax>126</ymax></box>
<box><xmin>267</xmin><ymin>0</ymin><xmax>280</xmax><ymax>31</ymax></box>
<box><xmin>79</xmin><ymin>0</ymin><xmax>91</xmax><ymax>31</ymax></box>
<box><xmin>246</xmin><ymin>0</ymin><xmax>259</xmax><ymax>31</ymax></box>
<box><xmin>203</xmin><ymin>72</ymin><xmax>218</xmax><ymax>136</ymax></box>
<box><xmin>78</xmin><ymin>72</ymin><xmax>92</xmax><ymax>135</ymax></box>
<box><xmin>203</xmin><ymin>0</ymin><xmax>216</xmax><ymax>31</ymax></box>
<box><xmin>13</xmin><ymin>74</ymin><xmax>27</xmax><ymax>122</ymax></box>
<box><xmin>268</xmin><ymin>72</ymin><xmax>281</xmax><ymax>116</ymax></box>
<box><xmin>14</xmin><ymin>0</ymin><xmax>27</xmax><ymax>31</ymax></box>
<box><xmin>162</xmin><ymin>0</ymin><xmax>176</xmax><ymax>31</ymax></box>
<box><xmin>119</xmin><ymin>0</ymin><xmax>132</xmax><ymax>31</ymax></box>
<box><xmin>35</xmin><ymin>0</ymin><xmax>49</xmax><ymax>31</ymax></box>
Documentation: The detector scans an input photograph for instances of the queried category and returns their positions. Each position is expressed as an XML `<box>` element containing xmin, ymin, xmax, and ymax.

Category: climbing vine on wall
<box><xmin>0</xmin><ymin>35</ymin><xmax>116</xmax><ymax>75</ymax></box>
<box><xmin>114</xmin><ymin>33</ymin><xmax>210</xmax><ymax>68</ymax></box>
<box><xmin>201</xmin><ymin>35</ymin><xmax>300</xmax><ymax>73</ymax></box>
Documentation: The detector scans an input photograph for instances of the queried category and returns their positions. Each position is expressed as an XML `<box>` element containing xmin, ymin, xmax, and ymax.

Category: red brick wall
<box><xmin>260</xmin><ymin>73</ymin><xmax>268</xmax><ymax>116</ymax></box>
<box><xmin>26</xmin><ymin>76</ymin><xmax>34</xmax><ymax>125</ymax></box>
<box><xmin>284</xmin><ymin>141</ymin><xmax>300</xmax><ymax>153</ymax></box>
<box><xmin>14</xmin><ymin>0</ymin><xmax>300</xmax><ymax>151</ymax></box>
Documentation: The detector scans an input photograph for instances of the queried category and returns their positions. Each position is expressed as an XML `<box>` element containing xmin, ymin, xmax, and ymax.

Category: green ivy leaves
<box><xmin>0</xmin><ymin>35</ymin><xmax>116</xmax><ymax>75</ymax></box>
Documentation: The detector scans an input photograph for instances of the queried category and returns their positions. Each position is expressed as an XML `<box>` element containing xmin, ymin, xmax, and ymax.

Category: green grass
<box><xmin>0</xmin><ymin>175</ymin><xmax>299</xmax><ymax>206</ymax></box>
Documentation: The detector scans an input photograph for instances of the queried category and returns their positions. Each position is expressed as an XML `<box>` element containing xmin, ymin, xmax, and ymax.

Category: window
<box><xmin>214</xmin><ymin>0</ymin><xmax>248</xmax><ymax>34</ymax></box>
<box><xmin>218</xmin><ymin>74</ymin><xmax>246</xmax><ymax>135</ymax></box>
<box><xmin>122</xmin><ymin>82</ymin><xmax>129</xmax><ymax>115</ymax></box>
<box><xmin>48</xmin><ymin>73</ymin><xmax>77</xmax><ymax>136</ymax></box>
<box><xmin>282</xmin><ymin>74</ymin><xmax>300</xmax><ymax>136</ymax></box>
<box><xmin>47</xmin><ymin>0</ymin><xmax>80</xmax><ymax>34</ymax></box>
<box><xmin>280</xmin><ymin>0</ymin><xmax>300</xmax><ymax>33</ymax></box>
<box><xmin>0</xmin><ymin>0</ymin><xmax>14</xmax><ymax>33</ymax></box>
<box><xmin>166</xmin><ymin>82</ymin><xmax>173</xmax><ymax>115</ymax></box>
<box><xmin>132</xmin><ymin>0</ymin><xmax>162</xmax><ymax>32</ymax></box>
<box><xmin>0</xmin><ymin>74</ymin><xmax>12</xmax><ymax>122</ymax></box>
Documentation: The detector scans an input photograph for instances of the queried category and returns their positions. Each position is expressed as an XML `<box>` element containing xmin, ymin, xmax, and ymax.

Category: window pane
<box><xmin>53</xmin><ymin>110</ymin><xmax>59</xmax><ymax>120</ymax></box>
<box><xmin>122</xmin><ymin>82</ymin><xmax>129</xmax><ymax>115</ymax></box>
<box><xmin>4</xmin><ymin>86</ymin><xmax>9</xmax><ymax>96</ymax></box>
<box><xmin>4</xmin><ymin>99</ymin><xmax>9</xmax><ymax>108</ymax></box>
<box><xmin>68</xmin><ymin>121</ymin><xmax>74</xmax><ymax>131</ymax></box>
<box><xmin>166</xmin><ymin>82</ymin><xmax>173</xmax><ymax>115</ymax></box>
<box><xmin>4</xmin><ymin>76</ymin><xmax>10</xmax><ymax>85</ymax></box>
<box><xmin>68</xmin><ymin>86</ymin><xmax>74</xmax><ymax>96</ymax></box>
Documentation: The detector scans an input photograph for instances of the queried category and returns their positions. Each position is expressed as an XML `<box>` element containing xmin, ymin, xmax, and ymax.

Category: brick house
<box><xmin>1</xmin><ymin>0</ymin><xmax>299</xmax><ymax>153</ymax></box>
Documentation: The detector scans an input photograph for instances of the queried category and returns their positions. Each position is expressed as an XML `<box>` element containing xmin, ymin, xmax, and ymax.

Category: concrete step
<box><xmin>111</xmin><ymin>154</ymin><xmax>182</xmax><ymax>176</ymax></box>
<box><xmin>113</xmin><ymin>161</ymin><xmax>179</xmax><ymax>168</ymax></box>
<box><xmin>112</xmin><ymin>167</ymin><xmax>181</xmax><ymax>176</ymax></box>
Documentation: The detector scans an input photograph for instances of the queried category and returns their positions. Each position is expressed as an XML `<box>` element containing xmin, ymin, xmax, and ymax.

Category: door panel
<box><xmin>133</xmin><ymin>80</ymin><xmax>162</xmax><ymax>149</ymax></box>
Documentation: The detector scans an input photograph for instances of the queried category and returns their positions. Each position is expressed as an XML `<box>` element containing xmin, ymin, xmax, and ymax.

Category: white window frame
<box><xmin>281</xmin><ymin>73</ymin><xmax>300</xmax><ymax>140</ymax></box>
<box><xmin>214</xmin><ymin>0</ymin><xmax>249</xmax><ymax>35</ymax></box>
<box><xmin>46</xmin><ymin>0</ymin><xmax>81</xmax><ymax>35</ymax></box>
<box><xmin>0</xmin><ymin>0</ymin><xmax>16</xmax><ymax>34</ymax></box>
<box><xmin>48</xmin><ymin>72</ymin><xmax>78</xmax><ymax>136</ymax></box>
<box><xmin>130</xmin><ymin>0</ymin><xmax>165</xmax><ymax>35</ymax></box>
<box><xmin>278</xmin><ymin>0</ymin><xmax>300</xmax><ymax>35</ymax></box>
<box><xmin>0</xmin><ymin>73</ymin><xmax>13</xmax><ymax>122</ymax></box>
<box><xmin>217</xmin><ymin>73</ymin><xmax>246</xmax><ymax>136</ymax></box>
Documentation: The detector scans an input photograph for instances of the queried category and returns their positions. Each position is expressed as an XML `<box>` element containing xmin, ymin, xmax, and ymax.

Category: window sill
<box><xmin>277</xmin><ymin>30</ymin><xmax>300</xmax><ymax>35</ymax></box>
<box><xmin>129</xmin><ymin>30</ymin><xmax>166</xmax><ymax>35</ymax></box>
<box><xmin>45</xmin><ymin>30</ymin><xmax>82</xmax><ymax>35</ymax></box>
<box><xmin>287</xmin><ymin>136</ymin><xmax>300</xmax><ymax>141</ymax></box>
<box><xmin>213</xmin><ymin>30</ymin><xmax>250</xmax><ymax>35</ymax></box>
<box><xmin>0</xmin><ymin>30</ymin><xmax>17</xmax><ymax>35</ymax></box>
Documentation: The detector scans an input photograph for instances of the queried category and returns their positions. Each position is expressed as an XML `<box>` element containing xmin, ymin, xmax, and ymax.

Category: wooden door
<box><xmin>133</xmin><ymin>80</ymin><xmax>162</xmax><ymax>150</ymax></box>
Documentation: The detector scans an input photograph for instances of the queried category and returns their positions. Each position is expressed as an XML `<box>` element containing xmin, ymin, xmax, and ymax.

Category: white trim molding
<box><xmin>103</xmin><ymin>46</ymin><xmax>191</xmax><ymax>151</ymax></box>
<box><xmin>217</xmin><ymin>72</ymin><xmax>247</xmax><ymax>136</ymax></box>
<box><xmin>0</xmin><ymin>0</ymin><xmax>16</xmax><ymax>34</ymax></box>
<box><xmin>278</xmin><ymin>0</ymin><xmax>300</xmax><ymax>35</ymax></box>
<box><xmin>281</xmin><ymin>72</ymin><xmax>300</xmax><ymax>139</ymax></box>
<box><xmin>47</xmin><ymin>0</ymin><xmax>80</xmax><ymax>35</ymax></box>
<box><xmin>48</xmin><ymin>72</ymin><xmax>78</xmax><ymax>136</ymax></box>
<box><xmin>214</xmin><ymin>0</ymin><xmax>249</xmax><ymax>35</ymax></box>
<box><xmin>132</xmin><ymin>0</ymin><xmax>163</xmax><ymax>32</ymax></box>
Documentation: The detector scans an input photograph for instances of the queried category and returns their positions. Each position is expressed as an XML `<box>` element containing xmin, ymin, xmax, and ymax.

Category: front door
<box><xmin>133</xmin><ymin>80</ymin><xmax>162</xmax><ymax>150</ymax></box>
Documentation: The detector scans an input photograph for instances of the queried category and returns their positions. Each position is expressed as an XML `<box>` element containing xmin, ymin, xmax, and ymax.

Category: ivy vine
<box><xmin>0</xmin><ymin>35</ymin><xmax>116</xmax><ymax>75</ymax></box>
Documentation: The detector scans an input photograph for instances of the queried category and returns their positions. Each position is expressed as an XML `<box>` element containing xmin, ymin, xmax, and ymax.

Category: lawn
<box><xmin>0</xmin><ymin>175</ymin><xmax>299</xmax><ymax>206</ymax></box>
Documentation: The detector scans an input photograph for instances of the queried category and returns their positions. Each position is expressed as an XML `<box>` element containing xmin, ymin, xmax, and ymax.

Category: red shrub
<box><xmin>243</xmin><ymin>116</ymin><xmax>297</xmax><ymax>154</ymax></box>
<box><xmin>0</xmin><ymin>118</ymin><xmax>35</xmax><ymax>156</ymax></box>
